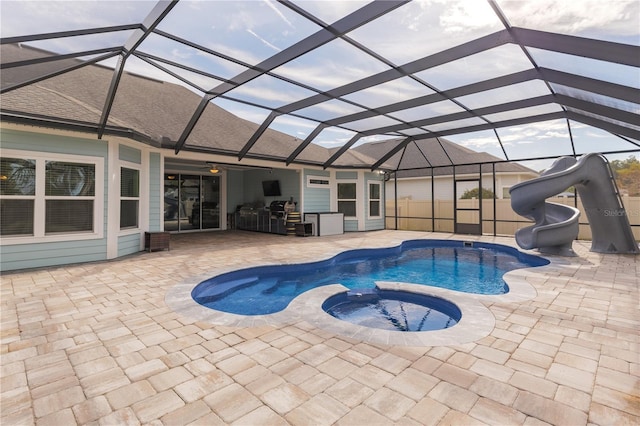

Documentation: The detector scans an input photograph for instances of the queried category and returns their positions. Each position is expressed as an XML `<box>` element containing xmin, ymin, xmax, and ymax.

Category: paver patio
<box><xmin>1</xmin><ymin>230</ymin><xmax>638</xmax><ymax>425</ymax></box>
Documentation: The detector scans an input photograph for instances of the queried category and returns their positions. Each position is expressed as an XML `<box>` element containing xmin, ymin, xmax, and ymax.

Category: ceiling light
<box><xmin>209</xmin><ymin>166</ymin><xmax>220</xmax><ymax>174</ymax></box>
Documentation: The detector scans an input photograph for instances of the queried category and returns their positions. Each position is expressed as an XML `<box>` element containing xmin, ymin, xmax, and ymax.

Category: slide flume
<box><xmin>510</xmin><ymin>153</ymin><xmax>638</xmax><ymax>256</ymax></box>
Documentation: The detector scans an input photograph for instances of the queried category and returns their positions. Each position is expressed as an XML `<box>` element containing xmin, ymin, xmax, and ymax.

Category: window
<box><xmin>502</xmin><ymin>187</ymin><xmax>511</xmax><ymax>199</ymax></box>
<box><xmin>120</xmin><ymin>167</ymin><xmax>139</xmax><ymax>229</ymax></box>
<box><xmin>369</xmin><ymin>182</ymin><xmax>381</xmax><ymax>218</ymax></box>
<box><xmin>45</xmin><ymin>161</ymin><xmax>95</xmax><ymax>233</ymax></box>
<box><xmin>0</xmin><ymin>157</ymin><xmax>35</xmax><ymax>236</ymax></box>
<box><xmin>337</xmin><ymin>182</ymin><xmax>357</xmax><ymax>217</ymax></box>
<box><xmin>0</xmin><ymin>152</ymin><xmax>100</xmax><ymax>241</ymax></box>
<box><xmin>307</xmin><ymin>175</ymin><xmax>330</xmax><ymax>188</ymax></box>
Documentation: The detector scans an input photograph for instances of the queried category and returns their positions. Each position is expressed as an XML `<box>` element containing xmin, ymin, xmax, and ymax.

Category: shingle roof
<box><xmin>353</xmin><ymin>137</ymin><xmax>538</xmax><ymax>177</ymax></box>
<box><xmin>0</xmin><ymin>44</ymin><xmax>374</xmax><ymax>168</ymax></box>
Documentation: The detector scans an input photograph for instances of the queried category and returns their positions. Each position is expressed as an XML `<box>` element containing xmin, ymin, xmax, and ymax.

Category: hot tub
<box><xmin>322</xmin><ymin>288</ymin><xmax>461</xmax><ymax>332</ymax></box>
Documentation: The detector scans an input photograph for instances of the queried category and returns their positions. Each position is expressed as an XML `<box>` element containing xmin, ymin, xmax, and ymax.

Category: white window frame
<box><xmin>0</xmin><ymin>149</ymin><xmax>104</xmax><ymax>245</ymax></box>
<box><xmin>502</xmin><ymin>186</ymin><xmax>512</xmax><ymax>199</ymax></box>
<box><xmin>307</xmin><ymin>175</ymin><xmax>330</xmax><ymax>188</ymax></box>
<box><xmin>119</xmin><ymin>162</ymin><xmax>141</xmax><ymax>233</ymax></box>
<box><xmin>337</xmin><ymin>180</ymin><xmax>358</xmax><ymax>219</ymax></box>
<box><xmin>368</xmin><ymin>181</ymin><xmax>382</xmax><ymax>219</ymax></box>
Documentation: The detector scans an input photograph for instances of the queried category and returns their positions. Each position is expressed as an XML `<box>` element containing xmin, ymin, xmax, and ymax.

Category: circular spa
<box><xmin>322</xmin><ymin>288</ymin><xmax>461</xmax><ymax>332</ymax></box>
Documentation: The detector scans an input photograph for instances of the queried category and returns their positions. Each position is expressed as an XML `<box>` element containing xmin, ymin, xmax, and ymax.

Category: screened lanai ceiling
<box><xmin>1</xmin><ymin>0</ymin><xmax>639</xmax><ymax>172</ymax></box>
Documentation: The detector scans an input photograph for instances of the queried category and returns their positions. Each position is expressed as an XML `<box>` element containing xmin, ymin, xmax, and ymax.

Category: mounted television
<box><xmin>262</xmin><ymin>180</ymin><xmax>281</xmax><ymax>197</ymax></box>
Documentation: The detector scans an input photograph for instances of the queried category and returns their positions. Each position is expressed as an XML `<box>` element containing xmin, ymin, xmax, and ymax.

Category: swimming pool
<box><xmin>191</xmin><ymin>239</ymin><xmax>548</xmax><ymax>316</ymax></box>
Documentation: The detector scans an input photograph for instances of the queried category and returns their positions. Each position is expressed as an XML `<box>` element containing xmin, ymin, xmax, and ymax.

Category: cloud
<box><xmin>231</xmin><ymin>83</ymin><xmax>306</xmax><ymax>105</ymax></box>
<box><xmin>262</xmin><ymin>0</ymin><xmax>295</xmax><ymax>29</ymax></box>
<box><xmin>504</xmin><ymin>120</ymin><xmax>567</xmax><ymax>136</ymax></box>
<box><xmin>584</xmin><ymin>130</ymin><xmax>611</xmax><ymax>139</ymax></box>
<box><xmin>170</xmin><ymin>48</ymin><xmax>192</xmax><ymax>60</ymax></box>
<box><xmin>298</xmin><ymin>99</ymin><xmax>365</xmax><ymax>121</ymax></box>
<box><xmin>499</xmin><ymin>133</ymin><xmax>530</xmax><ymax>143</ymax></box>
<box><xmin>458</xmin><ymin>135</ymin><xmax>501</xmax><ymax>148</ymax></box>
<box><xmin>269</xmin><ymin>115</ymin><xmax>318</xmax><ymax>135</ymax></box>
<box><xmin>213</xmin><ymin>99</ymin><xmax>271</xmax><ymax>125</ymax></box>
<box><xmin>274</xmin><ymin>63</ymin><xmax>359</xmax><ymax>91</ymax></box>
<box><xmin>537</xmin><ymin>131</ymin><xmax>569</xmax><ymax>139</ymax></box>
<box><xmin>496</xmin><ymin>0</ymin><xmax>639</xmax><ymax>37</ymax></box>
<box><xmin>569</xmin><ymin>121</ymin><xmax>589</xmax><ymax>130</ymax></box>
<box><xmin>246</xmin><ymin>29</ymin><xmax>281</xmax><ymax>52</ymax></box>
<box><xmin>312</xmin><ymin>127</ymin><xmax>357</xmax><ymax>148</ymax></box>
<box><xmin>439</xmin><ymin>0</ymin><xmax>502</xmax><ymax>34</ymax></box>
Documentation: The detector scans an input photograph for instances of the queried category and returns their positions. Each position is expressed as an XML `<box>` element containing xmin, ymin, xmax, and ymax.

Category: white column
<box><xmin>106</xmin><ymin>141</ymin><xmax>119</xmax><ymax>259</ymax></box>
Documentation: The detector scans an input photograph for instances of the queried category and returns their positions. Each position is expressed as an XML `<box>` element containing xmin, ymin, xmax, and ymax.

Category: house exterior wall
<box><xmin>0</xmin><ymin>124</ymin><xmax>384</xmax><ymax>271</ymax></box>
<box><xmin>1</xmin><ymin>127</ymin><xmax>109</xmax><ymax>271</ymax></box>
<box><xmin>0</xmin><ymin>125</ymin><xmax>162</xmax><ymax>271</ymax></box>
<box><xmin>302</xmin><ymin>169</ymin><xmax>331</xmax><ymax>213</ymax></box>
<box><xmin>114</xmin><ymin>142</ymin><xmax>146</xmax><ymax>259</ymax></box>
<box><xmin>364</xmin><ymin>172</ymin><xmax>385</xmax><ymax>231</ymax></box>
<box><xmin>335</xmin><ymin>171</ymin><xmax>359</xmax><ymax>232</ymax></box>
<box><xmin>242</xmin><ymin>168</ymin><xmax>300</xmax><ymax>205</ymax></box>
<box><xmin>301</xmin><ymin>169</ymin><xmax>385</xmax><ymax>233</ymax></box>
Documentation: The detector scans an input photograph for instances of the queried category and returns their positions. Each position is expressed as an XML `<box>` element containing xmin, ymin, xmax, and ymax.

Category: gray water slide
<box><xmin>510</xmin><ymin>153</ymin><xmax>639</xmax><ymax>256</ymax></box>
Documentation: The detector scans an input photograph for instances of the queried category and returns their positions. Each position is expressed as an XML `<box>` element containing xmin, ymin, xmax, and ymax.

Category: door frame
<box><xmin>454</xmin><ymin>177</ymin><xmax>482</xmax><ymax>235</ymax></box>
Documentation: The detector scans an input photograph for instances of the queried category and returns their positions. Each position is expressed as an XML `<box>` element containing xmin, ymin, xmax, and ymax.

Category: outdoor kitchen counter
<box><xmin>303</xmin><ymin>212</ymin><xmax>344</xmax><ymax>236</ymax></box>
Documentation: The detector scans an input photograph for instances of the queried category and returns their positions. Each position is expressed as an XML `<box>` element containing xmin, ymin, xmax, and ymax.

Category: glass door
<box><xmin>164</xmin><ymin>174</ymin><xmax>220</xmax><ymax>232</ymax></box>
<box><xmin>164</xmin><ymin>175</ymin><xmax>180</xmax><ymax>232</ymax></box>
<box><xmin>194</xmin><ymin>175</ymin><xmax>220</xmax><ymax>230</ymax></box>
<box><xmin>179</xmin><ymin>175</ymin><xmax>201</xmax><ymax>231</ymax></box>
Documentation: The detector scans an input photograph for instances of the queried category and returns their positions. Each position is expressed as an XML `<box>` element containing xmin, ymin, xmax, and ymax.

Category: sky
<box><xmin>1</xmin><ymin>0</ymin><xmax>638</xmax><ymax>171</ymax></box>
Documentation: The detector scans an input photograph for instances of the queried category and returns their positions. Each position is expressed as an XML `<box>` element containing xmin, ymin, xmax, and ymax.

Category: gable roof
<box><xmin>353</xmin><ymin>137</ymin><xmax>538</xmax><ymax>178</ymax></box>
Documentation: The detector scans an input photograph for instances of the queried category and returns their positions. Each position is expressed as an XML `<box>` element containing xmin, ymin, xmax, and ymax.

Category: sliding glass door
<box><xmin>164</xmin><ymin>174</ymin><xmax>220</xmax><ymax>232</ymax></box>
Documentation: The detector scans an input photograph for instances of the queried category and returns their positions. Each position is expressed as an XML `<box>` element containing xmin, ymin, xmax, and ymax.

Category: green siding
<box><xmin>149</xmin><ymin>152</ymin><xmax>162</xmax><ymax>231</ymax></box>
<box><xmin>303</xmin><ymin>170</ymin><xmax>330</xmax><ymax>213</ymax></box>
<box><xmin>0</xmin><ymin>239</ymin><xmax>106</xmax><ymax>271</ymax></box>
<box><xmin>343</xmin><ymin>220</ymin><xmax>359</xmax><ymax>232</ymax></box>
<box><xmin>304</xmin><ymin>169</ymin><xmax>330</xmax><ymax>178</ymax></box>
<box><xmin>304</xmin><ymin>187</ymin><xmax>330</xmax><ymax>212</ymax></box>
<box><xmin>336</xmin><ymin>171</ymin><xmax>357</xmax><ymax>180</ymax></box>
<box><xmin>1</xmin><ymin>128</ymin><xmax>107</xmax><ymax>156</ymax></box>
<box><xmin>119</xmin><ymin>144</ymin><xmax>142</xmax><ymax>164</ymax></box>
<box><xmin>118</xmin><ymin>233</ymin><xmax>141</xmax><ymax>257</ymax></box>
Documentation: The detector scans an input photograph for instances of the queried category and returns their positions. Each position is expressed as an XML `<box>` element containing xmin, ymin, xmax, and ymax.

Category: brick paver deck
<box><xmin>1</xmin><ymin>230</ymin><xmax>638</xmax><ymax>425</ymax></box>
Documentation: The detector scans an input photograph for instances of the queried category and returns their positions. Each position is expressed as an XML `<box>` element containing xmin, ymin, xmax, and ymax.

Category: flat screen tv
<box><xmin>262</xmin><ymin>180</ymin><xmax>281</xmax><ymax>197</ymax></box>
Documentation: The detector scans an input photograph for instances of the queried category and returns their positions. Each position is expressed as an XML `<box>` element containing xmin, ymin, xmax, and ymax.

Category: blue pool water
<box><xmin>323</xmin><ymin>289</ymin><xmax>461</xmax><ymax>332</ymax></box>
<box><xmin>192</xmin><ymin>240</ymin><xmax>548</xmax><ymax>316</ymax></box>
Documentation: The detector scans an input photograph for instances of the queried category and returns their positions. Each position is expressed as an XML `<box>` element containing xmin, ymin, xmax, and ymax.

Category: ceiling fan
<box><xmin>206</xmin><ymin>162</ymin><xmax>221</xmax><ymax>174</ymax></box>
<box><xmin>202</xmin><ymin>161</ymin><xmax>273</xmax><ymax>174</ymax></box>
